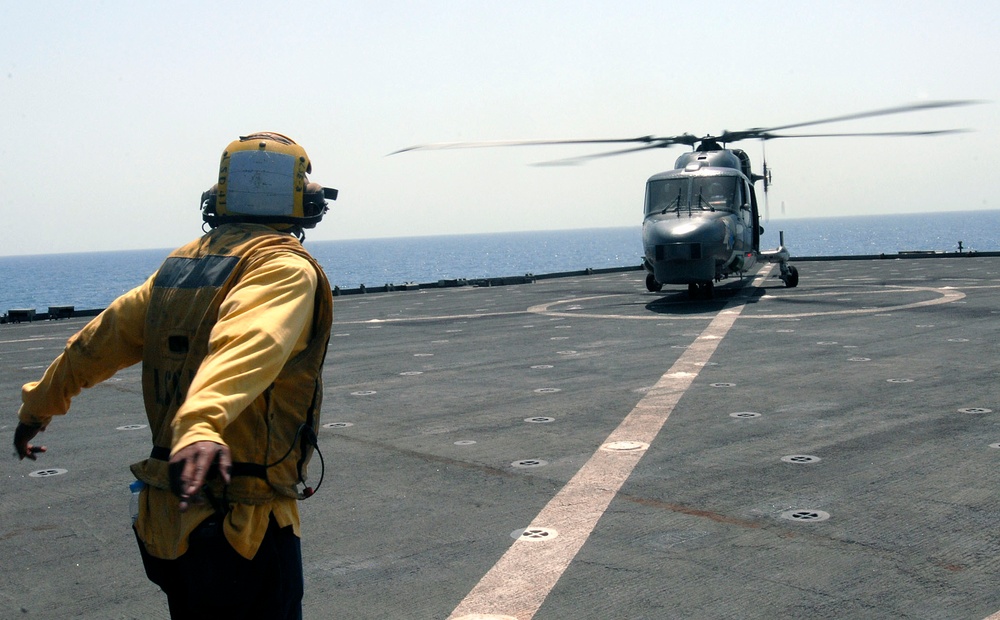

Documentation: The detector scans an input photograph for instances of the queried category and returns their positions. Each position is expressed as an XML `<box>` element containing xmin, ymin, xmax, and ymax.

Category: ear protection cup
<box><xmin>200</xmin><ymin>184</ymin><xmax>219</xmax><ymax>218</ymax></box>
<box><xmin>302</xmin><ymin>182</ymin><xmax>326</xmax><ymax>219</ymax></box>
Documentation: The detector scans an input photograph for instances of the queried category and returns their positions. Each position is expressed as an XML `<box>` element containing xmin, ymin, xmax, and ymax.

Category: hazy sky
<box><xmin>2</xmin><ymin>1</ymin><xmax>997</xmax><ymax>256</ymax></box>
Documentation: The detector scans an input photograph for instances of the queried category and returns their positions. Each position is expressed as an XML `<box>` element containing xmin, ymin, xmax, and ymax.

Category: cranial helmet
<box><xmin>201</xmin><ymin>132</ymin><xmax>337</xmax><ymax>229</ymax></box>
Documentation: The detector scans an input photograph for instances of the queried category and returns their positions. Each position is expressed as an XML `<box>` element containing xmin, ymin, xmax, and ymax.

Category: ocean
<box><xmin>2</xmin><ymin>210</ymin><xmax>998</xmax><ymax>313</ymax></box>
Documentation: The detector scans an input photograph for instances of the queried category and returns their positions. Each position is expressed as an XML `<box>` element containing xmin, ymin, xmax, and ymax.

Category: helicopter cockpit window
<box><xmin>646</xmin><ymin>179</ymin><xmax>689</xmax><ymax>215</ymax></box>
<box><xmin>695</xmin><ymin>177</ymin><xmax>737</xmax><ymax>211</ymax></box>
<box><xmin>646</xmin><ymin>177</ymin><xmax>739</xmax><ymax>215</ymax></box>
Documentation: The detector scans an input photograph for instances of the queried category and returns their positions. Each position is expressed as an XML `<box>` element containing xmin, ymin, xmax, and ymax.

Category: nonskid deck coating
<box><xmin>2</xmin><ymin>257</ymin><xmax>999</xmax><ymax>619</ymax></box>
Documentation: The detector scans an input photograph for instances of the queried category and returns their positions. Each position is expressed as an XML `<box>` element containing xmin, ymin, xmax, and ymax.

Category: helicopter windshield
<box><xmin>646</xmin><ymin>176</ymin><xmax>739</xmax><ymax>215</ymax></box>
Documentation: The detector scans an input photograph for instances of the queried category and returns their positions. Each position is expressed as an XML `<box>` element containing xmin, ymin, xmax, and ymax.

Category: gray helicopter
<box><xmin>394</xmin><ymin>101</ymin><xmax>977</xmax><ymax>297</ymax></box>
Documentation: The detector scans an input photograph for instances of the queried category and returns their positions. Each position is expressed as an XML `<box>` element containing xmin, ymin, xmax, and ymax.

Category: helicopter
<box><xmin>393</xmin><ymin>100</ymin><xmax>978</xmax><ymax>297</ymax></box>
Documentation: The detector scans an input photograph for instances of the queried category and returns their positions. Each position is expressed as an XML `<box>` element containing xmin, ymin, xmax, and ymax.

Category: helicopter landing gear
<box><xmin>645</xmin><ymin>273</ymin><xmax>663</xmax><ymax>292</ymax></box>
<box><xmin>688</xmin><ymin>281</ymin><xmax>714</xmax><ymax>298</ymax></box>
<box><xmin>780</xmin><ymin>264</ymin><xmax>799</xmax><ymax>288</ymax></box>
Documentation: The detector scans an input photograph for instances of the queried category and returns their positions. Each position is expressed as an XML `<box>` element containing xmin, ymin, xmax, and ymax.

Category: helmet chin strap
<box><xmin>202</xmin><ymin>218</ymin><xmax>307</xmax><ymax>240</ymax></box>
<box><xmin>202</xmin><ymin>213</ymin><xmax>326</xmax><ymax>228</ymax></box>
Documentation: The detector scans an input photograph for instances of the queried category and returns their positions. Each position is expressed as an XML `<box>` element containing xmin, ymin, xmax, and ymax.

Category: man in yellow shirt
<box><xmin>14</xmin><ymin>132</ymin><xmax>336</xmax><ymax>620</ymax></box>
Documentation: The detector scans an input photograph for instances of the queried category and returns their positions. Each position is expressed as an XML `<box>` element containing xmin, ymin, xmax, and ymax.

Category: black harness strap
<box><xmin>149</xmin><ymin>446</ymin><xmax>267</xmax><ymax>480</ymax></box>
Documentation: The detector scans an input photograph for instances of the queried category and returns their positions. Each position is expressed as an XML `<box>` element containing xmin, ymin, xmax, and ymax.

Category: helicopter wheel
<box><xmin>645</xmin><ymin>273</ymin><xmax>663</xmax><ymax>292</ymax></box>
<box><xmin>783</xmin><ymin>265</ymin><xmax>799</xmax><ymax>288</ymax></box>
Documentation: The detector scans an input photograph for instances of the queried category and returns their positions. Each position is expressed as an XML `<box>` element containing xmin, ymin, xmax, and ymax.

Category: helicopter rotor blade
<box><xmin>761</xmin><ymin>143</ymin><xmax>770</xmax><ymax>223</ymax></box>
<box><xmin>754</xmin><ymin>129</ymin><xmax>972</xmax><ymax>140</ymax></box>
<box><xmin>746</xmin><ymin>100</ymin><xmax>981</xmax><ymax>138</ymax></box>
<box><xmin>389</xmin><ymin>134</ymin><xmax>701</xmax><ymax>156</ymax></box>
<box><xmin>391</xmin><ymin>100</ymin><xmax>985</xmax><ymax>161</ymax></box>
<box><xmin>530</xmin><ymin>142</ymin><xmax>685</xmax><ymax>166</ymax></box>
<box><xmin>391</xmin><ymin>136</ymin><xmax>658</xmax><ymax>156</ymax></box>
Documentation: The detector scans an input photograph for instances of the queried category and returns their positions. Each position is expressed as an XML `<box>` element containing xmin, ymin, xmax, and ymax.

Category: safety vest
<box><xmin>129</xmin><ymin>224</ymin><xmax>333</xmax><ymax>503</ymax></box>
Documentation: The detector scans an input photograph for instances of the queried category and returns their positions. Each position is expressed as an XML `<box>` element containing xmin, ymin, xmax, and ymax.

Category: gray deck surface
<box><xmin>3</xmin><ymin>256</ymin><xmax>999</xmax><ymax>619</ymax></box>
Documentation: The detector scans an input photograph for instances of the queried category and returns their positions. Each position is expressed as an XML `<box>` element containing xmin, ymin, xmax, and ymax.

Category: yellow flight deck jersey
<box><xmin>19</xmin><ymin>224</ymin><xmax>333</xmax><ymax>560</ymax></box>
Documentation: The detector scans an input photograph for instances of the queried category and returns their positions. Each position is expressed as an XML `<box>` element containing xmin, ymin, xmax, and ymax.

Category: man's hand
<box><xmin>168</xmin><ymin>441</ymin><xmax>233</xmax><ymax>512</ymax></box>
<box><xmin>13</xmin><ymin>422</ymin><xmax>46</xmax><ymax>460</ymax></box>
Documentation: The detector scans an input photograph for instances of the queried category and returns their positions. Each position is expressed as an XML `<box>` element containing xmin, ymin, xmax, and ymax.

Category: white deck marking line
<box><xmin>528</xmin><ymin>284</ymin><xmax>964</xmax><ymax>321</ymax></box>
<box><xmin>334</xmin><ymin>311</ymin><xmax>526</xmax><ymax>325</ymax></box>
<box><xmin>448</xmin><ymin>267</ymin><xmax>773</xmax><ymax>620</ymax></box>
<box><xmin>0</xmin><ymin>336</ymin><xmax>63</xmax><ymax>345</ymax></box>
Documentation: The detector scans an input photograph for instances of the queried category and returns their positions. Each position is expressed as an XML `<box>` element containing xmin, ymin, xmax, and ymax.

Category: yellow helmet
<box><xmin>201</xmin><ymin>132</ymin><xmax>337</xmax><ymax>229</ymax></box>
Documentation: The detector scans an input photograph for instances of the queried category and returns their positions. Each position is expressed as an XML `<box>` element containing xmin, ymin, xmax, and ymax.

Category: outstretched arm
<box><xmin>15</xmin><ymin>276</ymin><xmax>152</xmax><ymax>458</ymax></box>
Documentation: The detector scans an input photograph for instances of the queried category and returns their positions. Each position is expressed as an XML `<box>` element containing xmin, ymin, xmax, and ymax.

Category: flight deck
<box><xmin>2</xmin><ymin>256</ymin><xmax>999</xmax><ymax>619</ymax></box>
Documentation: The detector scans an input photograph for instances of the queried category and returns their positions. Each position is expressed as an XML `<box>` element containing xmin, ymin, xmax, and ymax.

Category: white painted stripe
<box><xmin>335</xmin><ymin>310</ymin><xmax>526</xmax><ymax>325</ymax></box>
<box><xmin>528</xmin><ymin>283</ymin><xmax>965</xmax><ymax>321</ymax></box>
<box><xmin>449</xmin><ymin>268</ymin><xmax>773</xmax><ymax>620</ymax></box>
<box><xmin>0</xmin><ymin>337</ymin><xmax>62</xmax><ymax>345</ymax></box>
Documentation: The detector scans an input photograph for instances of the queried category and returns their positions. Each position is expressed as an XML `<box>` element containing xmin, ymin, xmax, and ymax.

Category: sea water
<box><xmin>1</xmin><ymin>210</ymin><xmax>998</xmax><ymax>312</ymax></box>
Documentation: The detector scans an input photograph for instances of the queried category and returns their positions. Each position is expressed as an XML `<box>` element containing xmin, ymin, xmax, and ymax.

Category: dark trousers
<box><xmin>136</xmin><ymin>515</ymin><xmax>303</xmax><ymax>620</ymax></box>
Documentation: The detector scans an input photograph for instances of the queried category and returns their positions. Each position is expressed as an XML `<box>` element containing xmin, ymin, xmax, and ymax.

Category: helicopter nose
<box><xmin>642</xmin><ymin>216</ymin><xmax>732</xmax><ymax>285</ymax></box>
<box><xmin>644</xmin><ymin>217</ymin><xmax>727</xmax><ymax>249</ymax></box>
